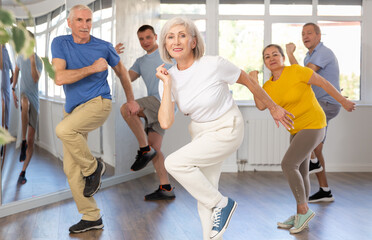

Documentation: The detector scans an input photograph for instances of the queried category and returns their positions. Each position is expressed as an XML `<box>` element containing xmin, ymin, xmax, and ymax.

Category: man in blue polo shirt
<box><xmin>286</xmin><ymin>22</ymin><xmax>341</xmax><ymax>203</ymax></box>
<box><xmin>52</xmin><ymin>4</ymin><xmax>139</xmax><ymax>233</ymax></box>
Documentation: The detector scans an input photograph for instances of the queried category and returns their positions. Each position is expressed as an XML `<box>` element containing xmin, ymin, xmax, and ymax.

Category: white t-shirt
<box><xmin>159</xmin><ymin>56</ymin><xmax>241</xmax><ymax>122</ymax></box>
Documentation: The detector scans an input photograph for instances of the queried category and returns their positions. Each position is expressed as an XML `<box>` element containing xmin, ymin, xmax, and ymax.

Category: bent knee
<box><xmin>120</xmin><ymin>104</ymin><xmax>129</xmax><ymax>119</ymax></box>
<box><xmin>164</xmin><ymin>154</ymin><xmax>178</xmax><ymax>173</ymax></box>
<box><xmin>55</xmin><ymin>122</ymin><xmax>70</xmax><ymax>140</ymax></box>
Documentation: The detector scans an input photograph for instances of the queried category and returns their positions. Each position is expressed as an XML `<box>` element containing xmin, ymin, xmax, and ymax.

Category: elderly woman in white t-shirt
<box><xmin>156</xmin><ymin>17</ymin><xmax>294</xmax><ymax>240</ymax></box>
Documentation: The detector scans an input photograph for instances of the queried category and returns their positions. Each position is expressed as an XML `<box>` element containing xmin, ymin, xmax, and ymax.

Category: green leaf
<box><xmin>0</xmin><ymin>9</ymin><xmax>15</xmax><ymax>26</ymax></box>
<box><xmin>42</xmin><ymin>57</ymin><xmax>55</xmax><ymax>80</ymax></box>
<box><xmin>0</xmin><ymin>27</ymin><xmax>11</xmax><ymax>44</ymax></box>
<box><xmin>11</xmin><ymin>26</ymin><xmax>26</xmax><ymax>53</ymax></box>
<box><xmin>0</xmin><ymin>127</ymin><xmax>15</xmax><ymax>145</ymax></box>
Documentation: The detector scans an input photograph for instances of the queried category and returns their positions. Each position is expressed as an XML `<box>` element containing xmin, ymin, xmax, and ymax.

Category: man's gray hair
<box><xmin>68</xmin><ymin>5</ymin><xmax>93</xmax><ymax>21</ymax></box>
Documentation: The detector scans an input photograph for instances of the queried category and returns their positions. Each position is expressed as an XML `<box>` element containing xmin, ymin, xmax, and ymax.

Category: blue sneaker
<box><xmin>289</xmin><ymin>209</ymin><xmax>315</xmax><ymax>234</ymax></box>
<box><xmin>210</xmin><ymin>198</ymin><xmax>237</xmax><ymax>239</ymax></box>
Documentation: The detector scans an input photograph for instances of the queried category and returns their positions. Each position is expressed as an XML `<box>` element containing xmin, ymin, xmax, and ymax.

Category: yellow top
<box><xmin>263</xmin><ymin>64</ymin><xmax>326</xmax><ymax>135</ymax></box>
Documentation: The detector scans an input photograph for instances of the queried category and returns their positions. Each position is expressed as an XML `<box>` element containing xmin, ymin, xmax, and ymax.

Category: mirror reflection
<box><xmin>1</xmin><ymin>0</ymin><xmax>119</xmax><ymax>205</ymax></box>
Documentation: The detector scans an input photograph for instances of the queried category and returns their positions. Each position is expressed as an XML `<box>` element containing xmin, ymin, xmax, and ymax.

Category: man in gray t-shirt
<box><xmin>12</xmin><ymin>31</ymin><xmax>43</xmax><ymax>184</ymax></box>
<box><xmin>116</xmin><ymin>25</ymin><xmax>175</xmax><ymax>201</ymax></box>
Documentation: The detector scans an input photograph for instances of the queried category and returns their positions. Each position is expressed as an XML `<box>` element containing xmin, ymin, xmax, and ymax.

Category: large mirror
<box><xmin>0</xmin><ymin>0</ymin><xmax>164</xmax><ymax>211</ymax></box>
<box><xmin>1</xmin><ymin>0</ymin><xmax>69</xmax><ymax>205</ymax></box>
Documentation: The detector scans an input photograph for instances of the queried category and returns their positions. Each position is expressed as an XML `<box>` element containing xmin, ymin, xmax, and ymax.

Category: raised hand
<box><xmin>156</xmin><ymin>64</ymin><xmax>171</xmax><ymax>85</ymax></box>
<box><xmin>115</xmin><ymin>43</ymin><xmax>125</xmax><ymax>54</ymax></box>
<box><xmin>286</xmin><ymin>42</ymin><xmax>296</xmax><ymax>55</ymax></box>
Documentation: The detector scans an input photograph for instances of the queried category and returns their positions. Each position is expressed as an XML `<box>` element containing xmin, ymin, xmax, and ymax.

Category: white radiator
<box><xmin>237</xmin><ymin>119</ymin><xmax>290</xmax><ymax>165</ymax></box>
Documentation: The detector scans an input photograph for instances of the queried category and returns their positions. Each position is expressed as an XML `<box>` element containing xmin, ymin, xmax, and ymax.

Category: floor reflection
<box><xmin>1</xmin><ymin>143</ymin><xmax>115</xmax><ymax>204</ymax></box>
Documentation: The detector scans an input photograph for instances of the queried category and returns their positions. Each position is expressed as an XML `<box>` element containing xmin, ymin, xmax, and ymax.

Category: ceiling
<box><xmin>1</xmin><ymin>0</ymin><xmax>46</xmax><ymax>7</ymax></box>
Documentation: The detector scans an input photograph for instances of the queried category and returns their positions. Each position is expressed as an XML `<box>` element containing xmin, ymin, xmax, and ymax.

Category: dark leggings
<box><xmin>281</xmin><ymin>128</ymin><xmax>325</xmax><ymax>204</ymax></box>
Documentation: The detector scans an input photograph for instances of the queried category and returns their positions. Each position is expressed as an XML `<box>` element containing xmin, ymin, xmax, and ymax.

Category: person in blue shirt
<box><xmin>12</xmin><ymin>32</ymin><xmax>43</xmax><ymax>185</ymax></box>
<box><xmin>115</xmin><ymin>25</ymin><xmax>175</xmax><ymax>201</ymax></box>
<box><xmin>52</xmin><ymin>4</ymin><xmax>139</xmax><ymax>233</ymax></box>
<box><xmin>286</xmin><ymin>22</ymin><xmax>342</xmax><ymax>203</ymax></box>
<box><xmin>0</xmin><ymin>44</ymin><xmax>13</xmax><ymax>168</ymax></box>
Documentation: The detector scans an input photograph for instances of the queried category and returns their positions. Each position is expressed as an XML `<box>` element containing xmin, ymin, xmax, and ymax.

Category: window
<box><xmin>25</xmin><ymin>0</ymin><xmax>115</xmax><ymax>101</ymax></box>
<box><xmin>160</xmin><ymin>0</ymin><xmax>363</xmax><ymax>102</ymax></box>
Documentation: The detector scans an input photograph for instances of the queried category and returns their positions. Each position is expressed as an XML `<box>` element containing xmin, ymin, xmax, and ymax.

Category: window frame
<box><xmin>160</xmin><ymin>0</ymin><xmax>368</xmax><ymax>104</ymax></box>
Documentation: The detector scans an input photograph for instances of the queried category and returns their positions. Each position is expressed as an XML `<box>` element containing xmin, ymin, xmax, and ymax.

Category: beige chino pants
<box><xmin>56</xmin><ymin>96</ymin><xmax>111</xmax><ymax>221</ymax></box>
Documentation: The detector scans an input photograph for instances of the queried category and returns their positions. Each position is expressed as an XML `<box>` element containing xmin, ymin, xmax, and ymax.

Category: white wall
<box><xmin>162</xmin><ymin>105</ymin><xmax>372</xmax><ymax>173</ymax></box>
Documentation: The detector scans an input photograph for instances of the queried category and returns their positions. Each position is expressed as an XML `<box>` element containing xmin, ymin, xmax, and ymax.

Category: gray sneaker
<box><xmin>144</xmin><ymin>186</ymin><xmax>176</xmax><ymax>201</ymax></box>
<box><xmin>69</xmin><ymin>218</ymin><xmax>103</xmax><ymax>233</ymax></box>
<box><xmin>83</xmin><ymin>159</ymin><xmax>106</xmax><ymax>197</ymax></box>
<box><xmin>277</xmin><ymin>215</ymin><xmax>309</xmax><ymax>229</ymax></box>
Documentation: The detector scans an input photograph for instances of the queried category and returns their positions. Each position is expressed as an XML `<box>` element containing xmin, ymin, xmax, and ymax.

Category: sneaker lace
<box><xmin>211</xmin><ymin>207</ymin><xmax>222</xmax><ymax>228</ymax></box>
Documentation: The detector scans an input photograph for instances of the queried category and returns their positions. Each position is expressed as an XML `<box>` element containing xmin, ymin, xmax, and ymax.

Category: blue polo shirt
<box><xmin>304</xmin><ymin>42</ymin><xmax>340</xmax><ymax>105</ymax></box>
<box><xmin>51</xmin><ymin>35</ymin><xmax>120</xmax><ymax>113</ymax></box>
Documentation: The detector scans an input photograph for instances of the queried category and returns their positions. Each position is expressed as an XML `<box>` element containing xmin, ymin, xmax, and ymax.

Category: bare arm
<box><xmin>52</xmin><ymin>57</ymin><xmax>108</xmax><ymax>86</ymax></box>
<box><xmin>113</xmin><ymin>61</ymin><xmax>140</xmax><ymax>115</ymax></box>
<box><xmin>30</xmin><ymin>54</ymin><xmax>41</xmax><ymax>83</ymax></box>
<box><xmin>12</xmin><ymin>65</ymin><xmax>20</xmax><ymax>108</ymax></box>
<box><xmin>156</xmin><ymin>64</ymin><xmax>175</xmax><ymax>129</ymax></box>
<box><xmin>286</xmin><ymin>43</ymin><xmax>299</xmax><ymax>65</ymax></box>
<box><xmin>129</xmin><ymin>70</ymin><xmax>140</xmax><ymax>82</ymax></box>
<box><xmin>237</xmin><ymin>70</ymin><xmax>294</xmax><ymax>129</ymax></box>
<box><xmin>308</xmin><ymin>72</ymin><xmax>355</xmax><ymax>112</ymax></box>
<box><xmin>305</xmin><ymin>62</ymin><xmax>320</xmax><ymax>72</ymax></box>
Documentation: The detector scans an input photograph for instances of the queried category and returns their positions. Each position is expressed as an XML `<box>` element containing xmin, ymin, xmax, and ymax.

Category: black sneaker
<box><xmin>69</xmin><ymin>218</ymin><xmax>103</xmax><ymax>233</ymax></box>
<box><xmin>83</xmin><ymin>159</ymin><xmax>106</xmax><ymax>197</ymax></box>
<box><xmin>18</xmin><ymin>172</ymin><xmax>27</xmax><ymax>184</ymax></box>
<box><xmin>19</xmin><ymin>141</ymin><xmax>27</xmax><ymax>162</ymax></box>
<box><xmin>309</xmin><ymin>160</ymin><xmax>323</xmax><ymax>174</ymax></box>
<box><xmin>131</xmin><ymin>148</ymin><xmax>157</xmax><ymax>171</ymax></box>
<box><xmin>145</xmin><ymin>186</ymin><xmax>176</xmax><ymax>201</ymax></box>
<box><xmin>309</xmin><ymin>188</ymin><xmax>335</xmax><ymax>203</ymax></box>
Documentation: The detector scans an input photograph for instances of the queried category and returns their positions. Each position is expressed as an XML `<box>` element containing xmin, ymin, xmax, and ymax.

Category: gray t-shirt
<box><xmin>16</xmin><ymin>54</ymin><xmax>43</xmax><ymax>112</ymax></box>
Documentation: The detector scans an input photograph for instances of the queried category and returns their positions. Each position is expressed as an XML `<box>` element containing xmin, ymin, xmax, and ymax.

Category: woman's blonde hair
<box><xmin>159</xmin><ymin>17</ymin><xmax>205</xmax><ymax>64</ymax></box>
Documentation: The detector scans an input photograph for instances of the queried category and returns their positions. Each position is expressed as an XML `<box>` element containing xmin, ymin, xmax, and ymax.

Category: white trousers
<box><xmin>165</xmin><ymin>105</ymin><xmax>244</xmax><ymax>240</ymax></box>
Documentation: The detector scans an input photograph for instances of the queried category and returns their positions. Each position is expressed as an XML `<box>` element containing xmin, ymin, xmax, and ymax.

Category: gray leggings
<box><xmin>281</xmin><ymin>128</ymin><xmax>325</xmax><ymax>204</ymax></box>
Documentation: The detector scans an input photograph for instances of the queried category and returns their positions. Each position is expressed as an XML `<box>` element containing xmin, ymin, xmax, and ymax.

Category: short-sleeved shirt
<box><xmin>263</xmin><ymin>64</ymin><xmax>326</xmax><ymax>135</ymax></box>
<box><xmin>130</xmin><ymin>49</ymin><xmax>172</xmax><ymax>101</ymax></box>
<box><xmin>304</xmin><ymin>42</ymin><xmax>340</xmax><ymax>105</ymax></box>
<box><xmin>51</xmin><ymin>35</ymin><xmax>120</xmax><ymax>113</ymax></box>
<box><xmin>159</xmin><ymin>56</ymin><xmax>241</xmax><ymax>123</ymax></box>
<box><xmin>1</xmin><ymin>46</ymin><xmax>12</xmax><ymax>91</ymax></box>
<box><xmin>16</xmin><ymin>54</ymin><xmax>43</xmax><ymax>112</ymax></box>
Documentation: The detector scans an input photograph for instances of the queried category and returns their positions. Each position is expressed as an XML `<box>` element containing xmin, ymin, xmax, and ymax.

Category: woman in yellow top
<box><xmin>254</xmin><ymin>44</ymin><xmax>355</xmax><ymax>234</ymax></box>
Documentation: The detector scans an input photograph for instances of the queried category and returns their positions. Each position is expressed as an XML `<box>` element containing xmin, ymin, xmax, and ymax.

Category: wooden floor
<box><xmin>0</xmin><ymin>171</ymin><xmax>371</xmax><ymax>240</ymax></box>
<box><xmin>1</xmin><ymin>143</ymin><xmax>114</xmax><ymax>204</ymax></box>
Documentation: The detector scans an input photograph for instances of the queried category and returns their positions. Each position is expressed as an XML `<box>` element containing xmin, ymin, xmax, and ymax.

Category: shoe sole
<box><xmin>69</xmin><ymin>224</ymin><xmax>104</xmax><ymax>233</ymax></box>
<box><xmin>309</xmin><ymin>166</ymin><xmax>323</xmax><ymax>174</ymax></box>
<box><xmin>308</xmin><ymin>196</ymin><xmax>335</xmax><ymax>203</ymax></box>
<box><xmin>144</xmin><ymin>196</ymin><xmax>176</xmax><ymax>201</ymax></box>
<box><xmin>277</xmin><ymin>223</ymin><xmax>309</xmax><ymax>229</ymax></box>
<box><xmin>85</xmin><ymin>161</ymin><xmax>106</xmax><ymax>197</ymax></box>
<box><xmin>289</xmin><ymin>212</ymin><xmax>315</xmax><ymax>234</ymax></box>
<box><xmin>210</xmin><ymin>201</ymin><xmax>238</xmax><ymax>240</ymax></box>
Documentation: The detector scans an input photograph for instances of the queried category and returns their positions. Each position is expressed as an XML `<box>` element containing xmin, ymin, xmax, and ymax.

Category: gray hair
<box><xmin>68</xmin><ymin>5</ymin><xmax>93</xmax><ymax>21</ymax></box>
<box><xmin>303</xmin><ymin>22</ymin><xmax>321</xmax><ymax>35</ymax></box>
<box><xmin>159</xmin><ymin>17</ymin><xmax>205</xmax><ymax>64</ymax></box>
